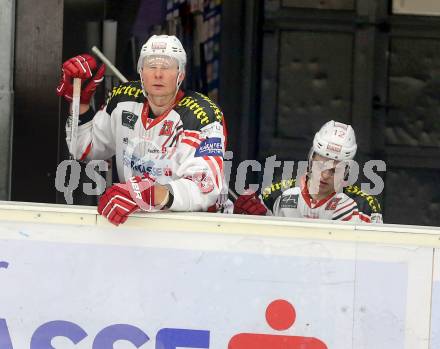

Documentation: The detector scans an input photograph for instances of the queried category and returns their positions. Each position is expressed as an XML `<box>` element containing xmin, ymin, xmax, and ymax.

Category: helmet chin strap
<box><xmin>173</xmin><ymin>70</ymin><xmax>184</xmax><ymax>101</ymax></box>
<box><xmin>140</xmin><ymin>73</ymin><xmax>147</xmax><ymax>98</ymax></box>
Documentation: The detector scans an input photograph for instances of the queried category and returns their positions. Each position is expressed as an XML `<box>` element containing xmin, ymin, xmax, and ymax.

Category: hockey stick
<box><xmin>64</xmin><ymin>78</ymin><xmax>81</xmax><ymax>204</ymax></box>
<box><xmin>90</xmin><ymin>46</ymin><xmax>126</xmax><ymax>189</ymax></box>
<box><xmin>90</xmin><ymin>46</ymin><xmax>239</xmax><ymax>202</ymax></box>
<box><xmin>70</xmin><ymin>78</ymin><xmax>81</xmax><ymax>160</ymax></box>
<box><xmin>91</xmin><ymin>46</ymin><xmax>128</xmax><ymax>83</ymax></box>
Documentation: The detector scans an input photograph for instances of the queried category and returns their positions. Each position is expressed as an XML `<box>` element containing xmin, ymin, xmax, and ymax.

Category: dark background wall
<box><xmin>11</xmin><ymin>0</ymin><xmax>440</xmax><ymax>226</ymax></box>
<box><xmin>255</xmin><ymin>0</ymin><xmax>440</xmax><ymax>226</ymax></box>
<box><xmin>13</xmin><ymin>0</ymin><xmax>63</xmax><ymax>204</ymax></box>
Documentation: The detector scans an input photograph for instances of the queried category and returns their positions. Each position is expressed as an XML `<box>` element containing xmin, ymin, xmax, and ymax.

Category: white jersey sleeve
<box><xmin>65</xmin><ymin>83</ymin><xmax>145</xmax><ymax>161</ymax></box>
<box><xmin>166</xmin><ymin>93</ymin><xmax>227</xmax><ymax>211</ymax></box>
<box><xmin>66</xmin><ymin>107</ymin><xmax>118</xmax><ymax>161</ymax></box>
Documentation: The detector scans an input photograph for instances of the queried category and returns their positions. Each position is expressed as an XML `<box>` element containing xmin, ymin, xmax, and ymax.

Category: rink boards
<box><xmin>0</xmin><ymin>201</ymin><xmax>439</xmax><ymax>349</ymax></box>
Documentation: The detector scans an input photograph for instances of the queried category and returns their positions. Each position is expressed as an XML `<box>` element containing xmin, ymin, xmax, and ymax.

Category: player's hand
<box><xmin>233</xmin><ymin>191</ymin><xmax>267</xmax><ymax>215</ymax></box>
<box><xmin>98</xmin><ymin>183</ymin><xmax>138</xmax><ymax>226</ymax></box>
<box><xmin>97</xmin><ymin>174</ymin><xmax>156</xmax><ymax>226</ymax></box>
<box><xmin>56</xmin><ymin>54</ymin><xmax>106</xmax><ymax>104</ymax></box>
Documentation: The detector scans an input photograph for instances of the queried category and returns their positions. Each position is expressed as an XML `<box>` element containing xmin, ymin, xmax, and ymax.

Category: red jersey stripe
<box><xmin>79</xmin><ymin>142</ymin><xmax>93</xmax><ymax>161</ymax></box>
<box><xmin>334</xmin><ymin>200</ymin><xmax>356</xmax><ymax>214</ymax></box>
<box><xmin>212</xmin><ymin>155</ymin><xmax>224</xmax><ymax>173</ymax></box>
<box><xmin>183</xmin><ymin>131</ymin><xmax>201</xmax><ymax>139</ymax></box>
<box><xmin>203</xmin><ymin>156</ymin><xmax>220</xmax><ymax>187</ymax></box>
<box><xmin>181</xmin><ymin>139</ymin><xmax>200</xmax><ymax>148</ymax></box>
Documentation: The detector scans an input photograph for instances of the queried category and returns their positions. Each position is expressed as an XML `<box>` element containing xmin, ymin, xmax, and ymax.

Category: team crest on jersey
<box><xmin>187</xmin><ymin>171</ymin><xmax>214</xmax><ymax>193</ymax></box>
<box><xmin>159</xmin><ymin>120</ymin><xmax>174</xmax><ymax>136</ymax></box>
<box><xmin>122</xmin><ymin>111</ymin><xmax>138</xmax><ymax>130</ymax></box>
<box><xmin>325</xmin><ymin>197</ymin><xmax>342</xmax><ymax>210</ymax></box>
<box><xmin>280</xmin><ymin>194</ymin><xmax>298</xmax><ymax>209</ymax></box>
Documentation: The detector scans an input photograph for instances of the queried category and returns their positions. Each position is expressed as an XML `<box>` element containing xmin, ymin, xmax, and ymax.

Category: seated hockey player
<box><xmin>233</xmin><ymin>120</ymin><xmax>383</xmax><ymax>223</ymax></box>
<box><xmin>56</xmin><ymin>35</ymin><xmax>227</xmax><ymax>225</ymax></box>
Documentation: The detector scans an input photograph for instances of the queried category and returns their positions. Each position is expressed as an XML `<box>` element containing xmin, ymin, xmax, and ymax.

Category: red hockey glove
<box><xmin>98</xmin><ymin>183</ymin><xmax>138</xmax><ymax>226</ymax></box>
<box><xmin>233</xmin><ymin>191</ymin><xmax>267</xmax><ymax>216</ymax></box>
<box><xmin>56</xmin><ymin>54</ymin><xmax>106</xmax><ymax>104</ymax></box>
<box><xmin>98</xmin><ymin>174</ymin><xmax>156</xmax><ymax>226</ymax></box>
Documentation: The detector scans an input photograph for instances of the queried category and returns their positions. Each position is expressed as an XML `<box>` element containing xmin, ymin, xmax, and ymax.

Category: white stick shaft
<box><xmin>70</xmin><ymin>78</ymin><xmax>81</xmax><ymax>160</ymax></box>
<box><xmin>91</xmin><ymin>46</ymin><xmax>128</xmax><ymax>83</ymax></box>
<box><xmin>229</xmin><ymin>188</ymin><xmax>238</xmax><ymax>201</ymax></box>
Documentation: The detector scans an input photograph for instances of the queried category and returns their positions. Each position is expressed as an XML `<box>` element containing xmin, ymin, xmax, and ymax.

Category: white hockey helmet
<box><xmin>137</xmin><ymin>35</ymin><xmax>187</xmax><ymax>74</ymax></box>
<box><xmin>311</xmin><ymin>120</ymin><xmax>357</xmax><ymax>161</ymax></box>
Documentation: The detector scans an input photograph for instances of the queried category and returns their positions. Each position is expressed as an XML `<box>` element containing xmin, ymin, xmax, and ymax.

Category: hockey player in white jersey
<box><xmin>57</xmin><ymin>35</ymin><xmax>227</xmax><ymax>225</ymax></box>
<box><xmin>233</xmin><ymin>120</ymin><xmax>383</xmax><ymax>223</ymax></box>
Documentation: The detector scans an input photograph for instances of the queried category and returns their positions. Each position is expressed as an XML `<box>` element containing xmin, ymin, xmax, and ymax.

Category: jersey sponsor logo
<box><xmin>110</xmin><ymin>84</ymin><xmax>143</xmax><ymax>99</ymax></box>
<box><xmin>159</xmin><ymin>120</ymin><xmax>174</xmax><ymax>136</ymax></box>
<box><xmin>122</xmin><ymin>111</ymin><xmax>138</xmax><ymax>130</ymax></box>
<box><xmin>345</xmin><ymin>185</ymin><xmax>381</xmax><ymax>213</ymax></box>
<box><xmin>261</xmin><ymin>179</ymin><xmax>296</xmax><ymax>199</ymax></box>
<box><xmin>195</xmin><ymin>92</ymin><xmax>223</xmax><ymax>123</ymax></box>
<box><xmin>178</xmin><ymin>96</ymin><xmax>210</xmax><ymax>124</ymax></box>
<box><xmin>325</xmin><ymin>197</ymin><xmax>341</xmax><ymax>210</ymax></box>
<box><xmin>147</xmin><ymin>148</ymin><xmax>161</xmax><ymax>154</ymax></box>
<box><xmin>280</xmin><ymin>194</ymin><xmax>299</xmax><ymax>209</ymax></box>
<box><xmin>178</xmin><ymin>93</ymin><xmax>223</xmax><ymax>125</ymax></box>
<box><xmin>304</xmin><ymin>213</ymin><xmax>319</xmax><ymax>219</ymax></box>
<box><xmin>138</xmin><ymin>160</ymin><xmax>172</xmax><ymax>177</ymax></box>
<box><xmin>123</xmin><ymin>154</ymin><xmax>172</xmax><ymax>177</ymax></box>
<box><xmin>201</xmin><ymin>121</ymin><xmax>223</xmax><ymax>138</ymax></box>
<box><xmin>195</xmin><ymin>137</ymin><xmax>223</xmax><ymax>157</ymax></box>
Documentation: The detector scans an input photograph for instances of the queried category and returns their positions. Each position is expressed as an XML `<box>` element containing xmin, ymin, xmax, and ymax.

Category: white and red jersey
<box><xmin>271</xmin><ymin>176</ymin><xmax>383</xmax><ymax>223</ymax></box>
<box><xmin>66</xmin><ymin>81</ymin><xmax>227</xmax><ymax>212</ymax></box>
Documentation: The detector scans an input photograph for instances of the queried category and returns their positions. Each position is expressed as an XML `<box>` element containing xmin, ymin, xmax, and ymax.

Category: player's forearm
<box><xmin>166</xmin><ymin>178</ymin><xmax>219</xmax><ymax>211</ymax></box>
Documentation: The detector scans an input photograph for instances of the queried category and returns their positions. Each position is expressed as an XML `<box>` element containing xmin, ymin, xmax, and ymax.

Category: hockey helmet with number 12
<box><xmin>137</xmin><ymin>35</ymin><xmax>187</xmax><ymax>74</ymax></box>
<box><xmin>307</xmin><ymin>120</ymin><xmax>357</xmax><ymax>179</ymax></box>
<box><xmin>137</xmin><ymin>35</ymin><xmax>187</xmax><ymax>98</ymax></box>
<box><xmin>312</xmin><ymin>120</ymin><xmax>357</xmax><ymax>161</ymax></box>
